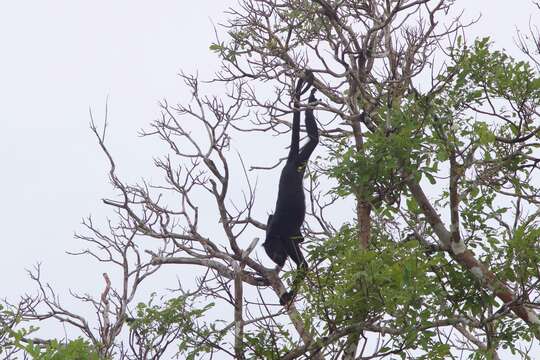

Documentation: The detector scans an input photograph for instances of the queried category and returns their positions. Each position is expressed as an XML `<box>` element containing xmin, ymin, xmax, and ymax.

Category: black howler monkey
<box><xmin>263</xmin><ymin>73</ymin><xmax>319</xmax><ymax>305</ymax></box>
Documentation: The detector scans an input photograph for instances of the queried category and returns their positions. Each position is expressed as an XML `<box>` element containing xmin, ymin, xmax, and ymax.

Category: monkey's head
<box><xmin>263</xmin><ymin>214</ymin><xmax>287</xmax><ymax>267</ymax></box>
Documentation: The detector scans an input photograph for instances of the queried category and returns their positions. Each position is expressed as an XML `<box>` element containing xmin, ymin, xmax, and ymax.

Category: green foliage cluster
<box><xmin>322</xmin><ymin>36</ymin><xmax>540</xmax><ymax>357</ymax></box>
<box><xmin>243</xmin><ymin>324</ymin><xmax>294</xmax><ymax>359</ymax></box>
<box><xmin>128</xmin><ymin>293</ymin><xmax>224</xmax><ymax>359</ymax></box>
<box><xmin>304</xmin><ymin>225</ymin><xmax>454</xmax><ymax>358</ymax></box>
<box><xmin>448</xmin><ymin>37</ymin><xmax>540</xmax><ymax>109</ymax></box>
<box><xmin>303</xmin><ymin>221</ymin><xmax>540</xmax><ymax>357</ymax></box>
<box><xmin>1</xmin><ymin>304</ymin><xmax>100</xmax><ymax>360</ymax></box>
<box><xmin>16</xmin><ymin>338</ymin><xmax>99</xmax><ymax>360</ymax></box>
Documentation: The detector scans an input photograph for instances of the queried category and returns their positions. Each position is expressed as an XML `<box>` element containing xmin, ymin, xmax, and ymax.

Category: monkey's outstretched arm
<box><xmin>287</xmin><ymin>79</ymin><xmax>303</xmax><ymax>161</ymax></box>
<box><xmin>297</xmin><ymin>88</ymin><xmax>319</xmax><ymax>164</ymax></box>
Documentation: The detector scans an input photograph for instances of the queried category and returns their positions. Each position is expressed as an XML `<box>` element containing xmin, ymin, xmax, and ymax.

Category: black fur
<box><xmin>263</xmin><ymin>75</ymin><xmax>319</xmax><ymax>305</ymax></box>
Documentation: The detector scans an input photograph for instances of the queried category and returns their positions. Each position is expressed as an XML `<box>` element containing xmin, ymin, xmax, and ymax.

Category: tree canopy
<box><xmin>3</xmin><ymin>1</ymin><xmax>540</xmax><ymax>359</ymax></box>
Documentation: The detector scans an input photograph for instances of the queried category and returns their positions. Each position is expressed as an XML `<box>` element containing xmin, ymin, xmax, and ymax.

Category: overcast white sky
<box><xmin>0</xmin><ymin>0</ymin><xmax>238</xmax><ymax>298</ymax></box>
<box><xmin>0</xmin><ymin>0</ymin><xmax>538</xmax><ymax>349</ymax></box>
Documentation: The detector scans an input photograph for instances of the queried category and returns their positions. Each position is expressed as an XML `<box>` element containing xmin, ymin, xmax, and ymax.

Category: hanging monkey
<box><xmin>263</xmin><ymin>72</ymin><xmax>319</xmax><ymax>305</ymax></box>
